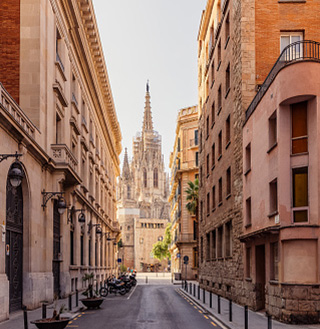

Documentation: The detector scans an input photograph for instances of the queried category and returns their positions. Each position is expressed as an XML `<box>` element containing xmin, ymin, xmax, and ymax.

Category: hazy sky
<box><xmin>93</xmin><ymin>0</ymin><xmax>207</xmax><ymax>171</ymax></box>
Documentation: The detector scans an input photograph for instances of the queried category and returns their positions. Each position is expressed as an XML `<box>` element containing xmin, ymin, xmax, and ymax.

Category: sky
<box><xmin>93</xmin><ymin>0</ymin><xmax>207</xmax><ymax>172</ymax></box>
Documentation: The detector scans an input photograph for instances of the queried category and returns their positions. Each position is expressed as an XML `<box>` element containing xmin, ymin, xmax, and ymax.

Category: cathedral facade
<box><xmin>117</xmin><ymin>84</ymin><xmax>170</xmax><ymax>271</ymax></box>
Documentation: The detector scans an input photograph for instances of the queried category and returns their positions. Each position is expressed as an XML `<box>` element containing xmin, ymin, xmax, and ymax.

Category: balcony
<box><xmin>51</xmin><ymin>144</ymin><xmax>81</xmax><ymax>185</ymax></box>
<box><xmin>176</xmin><ymin>233</ymin><xmax>197</xmax><ymax>244</ymax></box>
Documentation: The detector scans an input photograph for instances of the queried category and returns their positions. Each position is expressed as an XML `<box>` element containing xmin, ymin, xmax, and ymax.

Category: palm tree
<box><xmin>185</xmin><ymin>178</ymin><xmax>199</xmax><ymax>220</ymax></box>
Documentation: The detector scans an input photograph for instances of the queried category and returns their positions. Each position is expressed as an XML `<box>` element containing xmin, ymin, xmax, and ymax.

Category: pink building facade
<box><xmin>242</xmin><ymin>41</ymin><xmax>320</xmax><ymax>323</ymax></box>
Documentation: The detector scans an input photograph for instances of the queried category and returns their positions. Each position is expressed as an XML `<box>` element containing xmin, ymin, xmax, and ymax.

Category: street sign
<box><xmin>183</xmin><ymin>255</ymin><xmax>189</xmax><ymax>265</ymax></box>
<box><xmin>177</xmin><ymin>253</ymin><xmax>181</xmax><ymax>258</ymax></box>
<box><xmin>117</xmin><ymin>258</ymin><xmax>122</xmax><ymax>263</ymax></box>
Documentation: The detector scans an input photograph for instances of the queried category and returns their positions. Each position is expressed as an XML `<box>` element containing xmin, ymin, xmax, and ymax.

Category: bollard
<box><xmin>229</xmin><ymin>299</ymin><xmax>232</xmax><ymax>322</ymax></box>
<box><xmin>203</xmin><ymin>288</ymin><xmax>205</xmax><ymax>303</ymax></box>
<box><xmin>185</xmin><ymin>280</ymin><xmax>187</xmax><ymax>292</ymax></box>
<box><xmin>171</xmin><ymin>274</ymin><xmax>173</xmax><ymax>284</ymax></box>
<box><xmin>267</xmin><ymin>314</ymin><xmax>272</xmax><ymax>329</ymax></box>
<box><xmin>146</xmin><ymin>276</ymin><xmax>148</xmax><ymax>284</ymax></box>
<box><xmin>23</xmin><ymin>307</ymin><xmax>28</xmax><ymax>329</ymax></box>
<box><xmin>189</xmin><ymin>282</ymin><xmax>192</xmax><ymax>293</ymax></box>
<box><xmin>210</xmin><ymin>291</ymin><xmax>212</xmax><ymax>308</ymax></box>
<box><xmin>42</xmin><ymin>303</ymin><xmax>47</xmax><ymax>319</ymax></box>
<box><xmin>245</xmin><ymin>305</ymin><xmax>248</xmax><ymax>329</ymax></box>
<box><xmin>218</xmin><ymin>295</ymin><xmax>221</xmax><ymax>314</ymax></box>
<box><xmin>76</xmin><ymin>289</ymin><xmax>79</xmax><ymax>307</ymax></box>
<box><xmin>198</xmin><ymin>285</ymin><xmax>200</xmax><ymax>299</ymax></box>
<box><xmin>69</xmin><ymin>294</ymin><xmax>72</xmax><ymax>311</ymax></box>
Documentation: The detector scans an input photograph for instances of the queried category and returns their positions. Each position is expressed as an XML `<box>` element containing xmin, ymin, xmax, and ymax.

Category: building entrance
<box><xmin>255</xmin><ymin>244</ymin><xmax>266</xmax><ymax>310</ymax></box>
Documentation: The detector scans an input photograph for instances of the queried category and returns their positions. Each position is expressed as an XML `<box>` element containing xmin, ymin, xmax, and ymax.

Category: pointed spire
<box><xmin>122</xmin><ymin>148</ymin><xmax>130</xmax><ymax>179</ymax></box>
<box><xmin>142</xmin><ymin>81</ymin><xmax>154</xmax><ymax>132</ymax></box>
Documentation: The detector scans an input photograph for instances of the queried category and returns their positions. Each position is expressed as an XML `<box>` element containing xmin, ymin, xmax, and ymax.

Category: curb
<box><xmin>179</xmin><ymin>288</ymin><xmax>231</xmax><ymax>329</ymax></box>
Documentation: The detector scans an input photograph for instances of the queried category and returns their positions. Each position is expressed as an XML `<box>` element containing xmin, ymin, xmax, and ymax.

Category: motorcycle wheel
<box><xmin>119</xmin><ymin>287</ymin><xmax>127</xmax><ymax>295</ymax></box>
<box><xmin>99</xmin><ymin>287</ymin><xmax>108</xmax><ymax>297</ymax></box>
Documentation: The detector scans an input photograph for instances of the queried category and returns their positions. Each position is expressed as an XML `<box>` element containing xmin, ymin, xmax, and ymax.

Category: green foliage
<box><xmin>185</xmin><ymin>178</ymin><xmax>199</xmax><ymax>219</ymax></box>
<box><xmin>152</xmin><ymin>223</ymin><xmax>172</xmax><ymax>261</ymax></box>
<box><xmin>82</xmin><ymin>272</ymin><xmax>99</xmax><ymax>298</ymax></box>
<box><xmin>120</xmin><ymin>264</ymin><xmax>127</xmax><ymax>272</ymax></box>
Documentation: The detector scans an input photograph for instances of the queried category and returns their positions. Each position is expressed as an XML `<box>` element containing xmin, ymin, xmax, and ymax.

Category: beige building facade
<box><xmin>117</xmin><ymin>85</ymin><xmax>170</xmax><ymax>271</ymax></box>
<box><xmin>0</xmin><ymin>0</ymin><xmax>121</xmax><ymax>322</ymax></box>
<box><xmin>169</xmin><ymin>106</ymin><xmax>199</xmax><ymax>280</ymax></box>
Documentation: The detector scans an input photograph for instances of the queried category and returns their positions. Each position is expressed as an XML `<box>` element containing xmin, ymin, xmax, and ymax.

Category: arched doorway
<box><xmin>5</xmin><ymin>163</ymin><xmax>24</xmax><ymax>312</ymax></box>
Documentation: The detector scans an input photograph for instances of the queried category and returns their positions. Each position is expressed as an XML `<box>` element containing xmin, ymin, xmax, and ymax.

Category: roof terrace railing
<box><xmin>245</xmin><ymin>40</ymin><xmax>320</xmax><ymax>122</ymax></box>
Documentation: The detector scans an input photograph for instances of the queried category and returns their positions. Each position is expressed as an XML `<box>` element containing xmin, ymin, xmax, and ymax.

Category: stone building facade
<box><xmin>197</xmin><ymin>0</ymin><xmax>320</xmax><ymax>321</ymax></box>
<box><xmin>243</xmin><ymin>42</ymin><xmax>320</xmax><ymax>323</ymax></box>
<box><xmin>117</xmin><ymin>84</ymin><xmax>170</xmax><ymax>271</ymax></box>
<box><xmin>169</xmin><ymin>106</ymin><xmax>199</xmax><ymax>280</ymax></box>
<box><xmin>0</xmin><ymin>0</ymin><xmax>121</xmax><ymax>322</ymax></box>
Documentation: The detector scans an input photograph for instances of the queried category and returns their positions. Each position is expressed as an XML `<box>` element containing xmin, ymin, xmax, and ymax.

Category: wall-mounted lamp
<box><xmin>0</xmin><ymin>152</ymin><xmax>24</xmax><ymax>187</ymax></box>
<box><xmin>87</xmin><ymin>221</ymin><xmax>102</xmax><ymax>235</ymax></box>
<box><xmin>42</xmin><ymin>189</ymin><xmax>67</xmax><ymax>214</ymax></box>
<box><xmin>67</xmin><ymin>206</ymin><xmax>86</xmax><ymax>224</ymax></box>
<box><xmin>106</xmin><ymin>232</ymin><xmax>116</xmax><ymax>241</ymax></box>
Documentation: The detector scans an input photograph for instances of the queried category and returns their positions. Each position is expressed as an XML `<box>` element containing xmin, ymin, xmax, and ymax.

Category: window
<box><xmin>292</xmin><ymin>167</ymin><xmax>308</xmax><ymax>222</ymax></box>
<box><xmin>211</xmin><ymin>61</ymin><xmax>215</xmax><ymax>86</ymax></box>
<box><xmin>200</xmin><ymin>201</ymin><xmax>203</xmax><ymax>221</ymax></box>
<box><xmin>245</xmin><ymin>143</ymin><xmax>251</xmax><ymax>173</ymax></box>
<box><xmin>211</xmin><ymin>143</ymin><xmax>215</xmax><ymax>169</ymax></box>
<box><xmin>269</xmin><ymin>179</ymin><xmax>278</xmax><ymax>214</ymax></box>
<box><xmin>280</xmin><ymin>32</ymin><xmax>303</xmax><ymax>59</ymax></box>
<box><xmin>225</xmin><ymin>13</ymin><xmax>230</xmax><ymax>46</ymax></box>
<box><xmin>226</xmin><ymin>167</ymin><xmax>231</xmax><ymax>197</ymax></box>
<box><xmin>291</xmin><ymin>101</ymin><xmax>308</xmax><ymax>154</ymax></box>
<box><xmin>246</xmin><ymin>197</ymin><xmax>252</xmax><ymax>226</ymax></box>
<box><xmin>80</xmin><ymin>235</ymin><xmax>84</xmax><ymax>265</ymax></box>
<box><xmin>270</xmin><ymin>242</ymin><xmax>279</xmax><ymax>281</ymax></box>
<box><xmin>207</xmin><ymin>192</ymin><xmax>210</xmax><ymax>215</ymax></box>
<box><xmin>212</xmin><ymin>185</ymin><xmax>216</xmax><ymax>210</ymax></box>
<box><xmin>127</xmin><ymin>185</ymin><xmax>131</xmax><ymax>199</ymax></box>
<box><xmin>194</xmin><ymin>130</ymin><xmax>199</xmax><ymax>145</ymax></box>
<box><xmin>206</xmin><ymin>233</ymin><xmax>211</xmax><ymax>261</ymax></box>
<box><xmin>225</xmin><ymin>64</ymin><xmax>230</xmax><ymax>96</ymax></box>
<box><xmin>211</xmin><ymin>102</ymin><xmax>215</xmax><ymax>126</ymax></box>
<box><xmin>219</xmin><ymin>177</ymin><xmax>223</xmax><ymax>204</ymax></box>
<box><xmin>206</xmin><ymin>116</ymin><xmax>209</xmax><ymax>138</ymax></box>
<box><xmin>195</xmin><ymin>152</ymin><xmax>199</xmax><ymax>167</ymax></box>
<box><xmin>200</xmin><ymin>131</ymin><xmax>202</xmax><ymax>153</ymax></box>
<box><xmin>246</xmin><ymin>247</ymin><xmax>251</xmax><ymax>278</ymax></box>
<box><xmin>206</xmin><ymin>154</ymin><xmax>210</xmax><ymax>175</ymax></box>
<box><xmin>225</xmin><ymin>221</ymin><xmax>232</xmax><ymax>257</ymax></box>
<box><xmin>56</xmin><ymin>29</ymin><xmax>64</xmax><ymax>71</ymax></box>
<box><xmin>268</xmin><ymin>111</ymin><xmax>277</xmax><ymax>150</ymax></box>
<box><xmin>153</xmin><ymin>168</ymin><xmax>158</xmax><ymax>188</ymax></box>
<box><xmin>200</xmin><ymin>166</ymin><xmax>202</xmax><ymax>186</ymax></box>
<box><xmin>56</xmin><ymin>114</ymin><xmax>62</xmax><ymax>144</ymax></box>
<box><xmin>211</xmin><ymin>230</ymin><xmax>216</xmax><ymax>259</ymax></box>
<box><xmin>226</xmin><ymin>115</ymin><xmax>230</xmax><ymax>146</ymax></box>
<box><xmin>200</xmin><ymin>236</ymin><xmax>204</xmax><ymax>262</ymax></box>
<box><xmin>177</xmin><ymin>138</ymin><xmax>181</xmax><ymax>152</ymax></box>
<box><xmin>218</xmin><ymin>85</ymin><xmax>222</xmax><ymax>113</ymax></box>
<box><xmin>218</xmin><ymin>40</ymin><xmax>222</xmax><ymax>69</ymax></box>
<box><xmin>218</xmin><ymin>131</ymin><xmax>222</xmax><ymax>158</ymax></box>
<box><xmin>143</xmin><ymin>168</ymin><xmax>147</xmax><ymax>188</ymax></box>
<box><xmin>88</xmin><ymin>238</ymin><xmax>92</xmax><ymax>266</ymax></box>
<box><xmin>70</xmin><ymin>230</ymin><xmax>74</xmax><ymax>265</ymax></box>
<box><xmin>217</xmin><ymin>226</ymin><xmax>223</xmax><ymax>258</ymax></box>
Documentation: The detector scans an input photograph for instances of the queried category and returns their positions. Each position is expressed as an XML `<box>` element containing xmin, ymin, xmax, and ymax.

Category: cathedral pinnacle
<box><xmin>142</xmin><ymin>81</ymin><xmax>154</xmax><ymax>132</ymax></box>
<box><xmin>122</xmin><ymin>147</ymin><xmax>130</xmax><ymax>179</ymax></box>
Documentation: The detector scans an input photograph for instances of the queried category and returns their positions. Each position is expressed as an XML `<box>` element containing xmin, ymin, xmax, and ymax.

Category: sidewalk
<box><xmin>0</xmin><ymin>294</ymin><xmax>81</xmax><ymax>329</ymax></box>
<box><xmin>180</xmin><ymin>281</ymin><xmax>320</xmax><ymax>329</ymax></box>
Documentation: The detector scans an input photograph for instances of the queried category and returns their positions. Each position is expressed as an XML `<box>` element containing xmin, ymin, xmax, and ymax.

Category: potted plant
<box><xmin>31</xmin><ymin>299</ymin><xmax>70</xmax><ymax>329</ymax></box>
<box><xmin>80</xmin><ymin>272</ymin><xmax>104</xmax><ymax>309</ymax></box>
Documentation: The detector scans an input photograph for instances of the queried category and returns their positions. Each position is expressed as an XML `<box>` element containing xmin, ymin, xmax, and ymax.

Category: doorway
<box><xmin>53</xmin><ymin>200</ymin><xmax>61</xmax><ymax>298</ymax></box>
<box><xmin>255</xmin><ymin>244</ymin><xmax>266</xmax><ymax>310</ymax></box>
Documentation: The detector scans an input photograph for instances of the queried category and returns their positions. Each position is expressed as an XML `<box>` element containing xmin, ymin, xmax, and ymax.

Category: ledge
<box><xmin>268</xmin><ymin>211</ymin><xmax>279</xmax><ymax>218</ymax></box>
<box><xmin>225</xmin><ymin>141</ymin><xmax>231</xmax><ymax>150</ymax></box>
<box><xmin>244</xmin><ymin>168</ymin><xmax>251</xmax><ymax>176</ymax></box>
<box><xmin>267</xmin><ymin>142</ymin><xmax>277</xmax><ymax>154</ymax></box>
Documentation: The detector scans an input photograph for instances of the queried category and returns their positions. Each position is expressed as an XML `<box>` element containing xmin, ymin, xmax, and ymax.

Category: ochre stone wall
<box><xmin>0</xmin><ymin>0</ymin><xmax>20</xmax><ymax>103</ymax></box>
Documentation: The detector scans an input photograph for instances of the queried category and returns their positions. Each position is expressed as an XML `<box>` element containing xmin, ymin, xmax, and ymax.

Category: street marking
<box><xmin>204</xmin><ymin>315</ymin><xmax>209</xmax><ymax>319</ymax></box>
<box><xmin>67</xmin><ymin>326</ymin><xmax>78</xmax><ymax>328</ymax></box>
<box><xmin>127</xmin><ymin>284</ymin><xmax>138</xmax><ymax>300</ymax></box>
<box><xmin>77</xmin><ymin>314</ymin><xmax>82</xmax><ymax>317</ymax></box>
<box><xmin>198</xmin><ymin>310</ymin><xmax>203</xmax><ymax>314</ymax></box>
<box><xmin>194</xmin><ymin>306</ymin><xmax>197</xmax><ymax>309</ymax></box>
<box><xmin>82</xmin><ymin>312</ymin><xmax>85</xmax><ymax>314</ymax></box>
<box><xmin>211</xmin><ymin>321</ymin><xmax>217</xmax><ymax>326</ymax></box>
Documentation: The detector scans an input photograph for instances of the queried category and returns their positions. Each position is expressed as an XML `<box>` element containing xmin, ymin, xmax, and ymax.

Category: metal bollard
<box><xmin>210</xmin><ymin>291</ymin><xmax>212</xmax><ymax>308</ymax></box>
<box><xmin>229</xmin><ymin>299</ymin><xmax>232</xmax><ymax>322</ymax></box>
<box><xmin>171</xmin><ymin>274</ymin><xmax>173</xmax><ymax>284</ymax></box>
<box><xmin>76</xmin><ymin>289</ymin><xmax>79</xmax><ymax>307</ymax></box>
<box><xmin>245</xmin><ymin>305</ymin><xmax>248</xmax><ymax>329</ymax></box>
<box><xmin>42</xmin><ymin>303</ymin><xmax>47</xmax><ymax>319</ymax></box>
<box><xmin>203</xmin><ymin>289</ymin><xmax>205</xmax><ymax>303</ymax></box>
<box><xmin>23</xmin><ymin>307</ymin><xmax>28</xmax><ymax>329</ymax></box>
<box><xmin>198</xmin><ymin>285</ymin><xmax>200</xmax><ymax>299</ymax></box>
<box><xmin>218</xmin><ymin>295</ymin><xmax>221</xmax><ymax>314</ymax></box>
<box><xmin>267</xmin><ymin>314</ymin><xmax>272</xmax><ymax>329</ymax></box>
<box><xmin>69</xmin><ymin>294</ymin><xmax>72</xmax><ymax>311</ymax></box>
<box><xmin>189</xmin><ymin>282</ymin><xmax>192</xmax><ymax>293</ymax></box>
<box><xmin>146</xmin><ymin>276</ymin><xmax>148</xmax><ymax>284</ymax></box>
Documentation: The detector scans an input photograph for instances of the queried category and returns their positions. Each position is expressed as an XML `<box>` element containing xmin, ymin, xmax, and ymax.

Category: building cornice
<box><xmin>198</xmin><ymin>0</ymin><xmax>214</xmax><ymax>42</ymax></box>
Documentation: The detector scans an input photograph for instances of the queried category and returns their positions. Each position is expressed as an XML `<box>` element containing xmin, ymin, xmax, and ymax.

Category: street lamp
<box><xmin>0</xmin><ymin>152</ymin><xmax>24</xmax><ymax>187</ymax></box>
<box><xmin>41</xmin><ymin>190</ymin><xmax>67</xmax><ymax>214</ymax></box>
<box><xmin>87</xmin><ymin>221</ymin><xmax>102</xmax><ymax>235</ymax></box>
<box><xmin>67</xmin><ymin>206</ymin><xmax>86</xmax><ymax>224</ymax></box>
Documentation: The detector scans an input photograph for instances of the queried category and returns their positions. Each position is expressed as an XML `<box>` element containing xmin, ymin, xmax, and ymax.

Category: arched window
<box><xmin>153</xmin><ymin>168</ymin><xmax>158</xmax><ymax>188</ymax></box>
<box><xmin>143</xmin><ymin>168</ymin><xmax>147</xmax><ymax>188</ymax></box>
<box><xmin>127</xmin><ymin>185</ymin><xmax>131</xmax><ymax>199</ymax></box>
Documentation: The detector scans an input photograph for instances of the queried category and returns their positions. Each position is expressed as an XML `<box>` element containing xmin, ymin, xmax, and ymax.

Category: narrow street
<box><xmin>69</xmin><ymin>285</ymin><xmax>223</xmax><ymax>329</ymax></box>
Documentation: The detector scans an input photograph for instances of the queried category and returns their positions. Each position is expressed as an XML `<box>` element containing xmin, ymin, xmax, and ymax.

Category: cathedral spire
<box><xmin>142</xmin><ymin>81</ymin><xmax>154</xmax><ymax>132</ymax></box>
<box><xmin>122</xmin><ymin>148</ymin><xmax>130</xmax><ymax>179</ymax></box>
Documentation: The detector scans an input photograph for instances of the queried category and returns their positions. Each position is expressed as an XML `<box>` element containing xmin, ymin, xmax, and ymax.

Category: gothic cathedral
<box><xmin>117</xmin><ymin>83</ymin><xmax>170</xmax><ymax>271</ymax></box>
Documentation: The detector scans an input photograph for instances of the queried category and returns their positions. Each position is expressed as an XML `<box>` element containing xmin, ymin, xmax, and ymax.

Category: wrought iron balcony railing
<box><xmin>246</xmin><ymin>40</ymin><xmax>320</xmax><ymax>122</ymax></box>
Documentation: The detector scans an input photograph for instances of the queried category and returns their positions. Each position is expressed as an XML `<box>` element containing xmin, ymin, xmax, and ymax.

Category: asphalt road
<box><xmin>69</xmin><ymin>285</ymin><xmax>224</xmax><ymax>329</ymax></box>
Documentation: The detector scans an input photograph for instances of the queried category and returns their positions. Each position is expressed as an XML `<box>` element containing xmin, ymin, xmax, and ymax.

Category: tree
<box><xmin>152</xmin><ymin>223</ymin><xmax>172</xmax><ymax>261</ymax></box>
<box><xmin>185</xmin><ymin>178</ymin><xmax>199</xmax><ymax>220</ymax></box>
